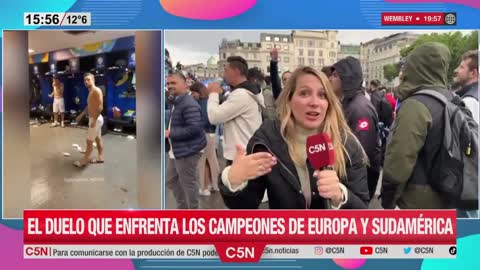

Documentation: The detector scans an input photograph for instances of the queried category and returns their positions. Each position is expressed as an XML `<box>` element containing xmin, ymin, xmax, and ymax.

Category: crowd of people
<box><xmin>165</xmin><ymin>43</ymin><xmax>478</xmax><ymax>217</ymax></box>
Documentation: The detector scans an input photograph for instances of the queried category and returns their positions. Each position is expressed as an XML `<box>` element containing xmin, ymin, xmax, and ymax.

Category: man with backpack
<box><xmin>453</xmin><ymin>50</ymin><xmax>478</xmax><ymax>218</ymax></box>
<box><xmin>381</xmin><ymin>42</ymin><xmax>478</xmax><ymax>211</ymax></box>
<box><xmin>454</xmin><ymin>50</ymin><xmax>478</xmax><ymax>123</ymax></box>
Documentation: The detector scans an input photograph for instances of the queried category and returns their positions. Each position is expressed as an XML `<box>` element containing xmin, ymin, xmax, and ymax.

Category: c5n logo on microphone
<box><xmin>308</xmin><ymin>142</ymin><xmax>334</xmax><ymax>154</ymax></box>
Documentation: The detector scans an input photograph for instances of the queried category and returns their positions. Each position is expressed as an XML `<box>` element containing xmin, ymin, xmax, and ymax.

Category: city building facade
<box><xmin>361</xmin><ymin>32</ymin><xmax>418</xmax><ymax>86</ymax></box>
<box><xmin>292</xmin><ymin>30</ymin><xmax>339</xmax><ymax>71</ymax></box>
<box><xmin>217</xmin><ymin>31</ymin><xmax>339</xmax><ymax>78</ymax></box>
<box><xmin>259</xmin><ymin>33</ymin><xmax>295</xmax><ymax>74</ymax></box>
<box><xmin>218</xmin><ymin>39</ymin><xmax>262</xmax><ymax>77</ymax></box>
<box><xmin>183</xmin><ymin>56</ymin><xmax>219</xmax><ymax>80</ymax></box>
<box><xmin>338</xmin><ymin>43</ymin><xmax>361</xmax><ymax>60</ymax></box>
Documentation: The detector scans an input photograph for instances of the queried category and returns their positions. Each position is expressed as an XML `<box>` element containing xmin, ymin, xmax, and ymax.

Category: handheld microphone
<box><xmin>306</xmin><ymin>133</ymin><xmax>335</xmax><ymax>209</ymax></box>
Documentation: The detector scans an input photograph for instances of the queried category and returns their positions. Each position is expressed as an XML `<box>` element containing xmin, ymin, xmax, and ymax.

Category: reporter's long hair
<box><xmin>276</xmin><ymin>66</ymin><xmax>365</xmax><ymax>179</ymax></box>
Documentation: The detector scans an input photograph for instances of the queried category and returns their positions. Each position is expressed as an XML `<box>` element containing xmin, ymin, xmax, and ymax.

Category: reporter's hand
<box><xmin>228</xmin><ymin>144</ymin><xmax>277</xmax><ymax>186</ymax></box>
<box><xmin>314</xmin><ymin>170</ymin><xmax>343</xmax><ymax>205</ymax></box>
<box><xmin>165</xmin><ymin>130</ymin><xmax>170</xmax><ymax>138</ymax></box>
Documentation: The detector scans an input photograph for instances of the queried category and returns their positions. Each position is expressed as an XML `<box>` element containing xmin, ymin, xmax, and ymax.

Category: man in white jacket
<box><xmin>207</xmin><ymin>56</ymin><xmax>265</xmax><ymax>166</ymax></box>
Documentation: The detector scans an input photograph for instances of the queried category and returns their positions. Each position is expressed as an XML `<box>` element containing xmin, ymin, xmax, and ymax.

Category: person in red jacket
<box><xmin>385</xmin><ymin>88</ymin><xmax>397</xmax><ymax>121</ymax></box>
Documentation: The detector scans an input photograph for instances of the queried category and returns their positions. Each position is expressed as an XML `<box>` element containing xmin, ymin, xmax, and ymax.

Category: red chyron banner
<box><xmin>24</xmin><ymin>210</ymin><xmax>456</xmax><ymax>262</ymax></box>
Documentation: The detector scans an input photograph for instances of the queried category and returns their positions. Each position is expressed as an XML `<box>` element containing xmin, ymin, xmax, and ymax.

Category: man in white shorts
<box><xmin>74</xmin><ymin>73</ymin><xmax>104</xmax><ymax>167</ymax></box>
<box><xmin>50</xmin><ymin>77</ymin><xmax>65</xmax><ymax>127</ymax></box>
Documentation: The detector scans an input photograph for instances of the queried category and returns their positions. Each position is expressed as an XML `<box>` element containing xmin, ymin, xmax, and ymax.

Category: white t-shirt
<box><xmin>463</xmin><ymin>96</ymin><xmax>479</xmax><ymax>124</ymax></box>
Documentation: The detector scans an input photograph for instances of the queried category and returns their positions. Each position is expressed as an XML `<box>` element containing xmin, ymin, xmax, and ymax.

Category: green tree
<box><xmin>400</xmin><ymin>31</ymin><xmax>478</xmax><ymax>80</ymax></box>
<box><xmin>383</xmin><ymin>64</ymin><xmax>399</xmax><ymax>82</ymax></box>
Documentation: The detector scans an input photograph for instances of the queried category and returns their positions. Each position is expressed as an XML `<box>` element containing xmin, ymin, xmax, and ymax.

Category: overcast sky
<box><xmin>165</xmin><ymin>30</ymin><xmax>474</xmax><ymax>65</ymax></box>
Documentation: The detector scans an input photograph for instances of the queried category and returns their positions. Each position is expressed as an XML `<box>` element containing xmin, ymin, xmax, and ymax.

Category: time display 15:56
<box><xmin>24</xmin><ymin>13</ymin><xmax>91</xmax><ymax>26</ymax></box>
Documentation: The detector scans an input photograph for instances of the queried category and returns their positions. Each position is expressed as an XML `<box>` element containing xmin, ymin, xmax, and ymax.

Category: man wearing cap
<box><xmin>329</xmin><ymin>57</ymin><xmax>382</xmax><ymax>201</ymax></box>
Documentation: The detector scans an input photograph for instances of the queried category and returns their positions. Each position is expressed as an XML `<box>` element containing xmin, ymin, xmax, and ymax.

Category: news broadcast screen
<box><xmin>1</xmin><ymin>0</ymin><xmax>479</xmax><ymax>270</ymax></box>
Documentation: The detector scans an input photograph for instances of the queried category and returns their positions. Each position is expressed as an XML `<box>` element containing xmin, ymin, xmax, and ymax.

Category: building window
<box><xmin>308</xmin><ymin>50</ymin><xmax>315</xmax><ymax>57</ymax></box>
<box><xmin>319</xmin><ymin>50</ymin><xmax>323</xmax><ymax>57</ymax></box>
<box><xmin>308</xmin><ymin>40</ymin><xmax>314</xmax><ymax>48</ymax></box>
<box><xmin>284</xmin><ymin>45</ymin><xmax>289</xmax><ymax>50</ymax></box>
<box><xmin>267</xmin><ymin>44</ymin><xmax>272</xmax><ymax>49</ymax></box>
<box><xmin>275</xmin><ymin>44</ymin><xmax>281</xmax><ymax>49</ymax></box>
<box><xmin>284</xmin><ymin>56</ymin><xmax>289</xmax><ymax>63</ymax></box>
<box><xmin>253</xmin><ymin>53</ymin><xmax>257</xmax><ymax>59</ymax></box>
<box><xmin>299</xmin><ymin>40</ymin><xmax>304</xmax><ymax>47</ymax></box>
<box><xmin>274</xmin><ymin>37</ymin><xmax>280</xmax><ymax>42</ymax></box>
<box><xmin>299</xmin><ymin>49</ymin><xmax>304</xmax><ymax>56</ymax></box>
<box><xmin>298</xmin><ymin>58</ymin><xmax>305</xmax><ymax>65</ymax></box>
<box><xmin>283</xmin><ymin>37</ymin><xmax>288</xmax><ymax>42</ymax></box>
<box><xmin>246</xmin><ymin>53</ymin><xmax>250</xmax><ymax>59</ymax></box>
<box><xmin>222</xmin><ymin>53</ymin><xmax>226</xmax><ymax>59</ymax></box>
<box><xmin>309</xmin><ymin>58</ymin><xmax>315</xmax><ymax>65</ymax></box>
<box><xmin>331</xmin><ymin>42</ymin><xmax>334</xmax><ymax>49</ymax></box>
<box><xmin>329</xmin><ymin>51</ymin><xmax>336</xmax><ymax>58</ymax></box>
<box><xmin>265</xmin><ymin>36</ymin><xmax>271</xmax><ymax>41</ymax></box>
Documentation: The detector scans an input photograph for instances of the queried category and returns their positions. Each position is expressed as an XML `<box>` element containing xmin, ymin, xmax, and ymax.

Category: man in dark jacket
<box><xmin>165</xmin><ymin>72</ymin><xmax>206</xmax><ymax>209</ymax></box>
<box><xmin>369</xmin><ymin>80</ymin><xmax>393</xmax><ymax>128</ymax></box>
<box><xmin>381</xmin><ymin>42</ymin><xmax>452</xmax><ymax>209</ymax></box>
<box><xmin>454</xmin><ymin>50</ymin><xmax>478</xmax><ymax>123</ymax></box>
<box><xmin>329</xmin><ymin>57</ymin><xmax>382</xmax><ymax>201</ymax></box>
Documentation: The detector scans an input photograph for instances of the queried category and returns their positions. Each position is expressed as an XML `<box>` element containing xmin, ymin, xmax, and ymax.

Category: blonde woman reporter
<box><xmin>219</xmin><ymin>66</ymin><xmax>369</xmax><ymax>209</ymax></box>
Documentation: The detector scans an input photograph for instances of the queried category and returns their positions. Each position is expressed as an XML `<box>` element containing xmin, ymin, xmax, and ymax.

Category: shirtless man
<box><xmin>74</xmin><ymin>73</ymin><xmax>104</xmax><ymax>167</ymax></box>
<box><xmin>50</xmin><ymin>77</ymin><xmax>65</xmax><ymax>128</ymax></box>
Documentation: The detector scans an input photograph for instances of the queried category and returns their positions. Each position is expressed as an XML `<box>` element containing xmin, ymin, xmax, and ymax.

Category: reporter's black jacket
<box><xmin>219</xmin><ymin>120</ymin><xmax>370</xmax><ymax>209</ymax></box>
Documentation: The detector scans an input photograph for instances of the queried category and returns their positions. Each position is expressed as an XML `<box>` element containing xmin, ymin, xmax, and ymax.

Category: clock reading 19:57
<box><xmin>423</xmin><ymin>15</ymin><xmax>442</xmax><ymax>22</ymax></box>
<box><xmin>24</xmin><ymin>12</ymin><xmax>91</xmax><ymax>26</ymax></box>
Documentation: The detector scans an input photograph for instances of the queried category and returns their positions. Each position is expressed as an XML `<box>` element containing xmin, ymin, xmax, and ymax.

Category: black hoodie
<box><xmin>232</xmin><ymin>80</ymin><xmax>262</xmax><ymax>95</ymax></box>
<box><xmin>333</xmin><ymin>57</ymin><xmax>382</xmax><ymax>180</ymax></box>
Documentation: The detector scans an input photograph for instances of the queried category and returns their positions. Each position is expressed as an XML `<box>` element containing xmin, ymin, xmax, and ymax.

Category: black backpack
<box><xmin>413</xmin><ymin>90</ymin><xmax>478</xmax><ymax>210</ymax></box>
